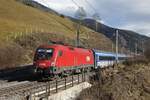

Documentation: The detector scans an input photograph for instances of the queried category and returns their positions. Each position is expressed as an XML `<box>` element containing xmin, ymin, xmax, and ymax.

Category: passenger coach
<box><xmin>93</xmin><ymin>50</ymin><xmax>127</xmax><ymax>69</ymax></box>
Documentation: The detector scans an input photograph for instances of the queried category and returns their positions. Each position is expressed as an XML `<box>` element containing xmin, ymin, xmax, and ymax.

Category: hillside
<box><xmin>77</xmin><ymin>61</ymin><xmax>150</xmax><ymax>100</ymax></box>
<box><xmin>82</xmin><ymin>19</ymin><xmax>150</xmax><ymax>53</ymax></box>
<box><xmin>0</xmin><ymin>0</ymin><xmax>112</xmax><ymax>69</ymax></box>
<box><xmin>0</xmin><ymin>0</ymin><xmax>75</xmax><ymax>37</ymax></box>
<box><xmin>15</xmin><ymin>0</ymin><xmax>150</xmax><ymax>53</ymax></box>
<box><xmin>16</xmin><ymin>0</ymin><xmax>58</xmax><ymax>14</ymax></box>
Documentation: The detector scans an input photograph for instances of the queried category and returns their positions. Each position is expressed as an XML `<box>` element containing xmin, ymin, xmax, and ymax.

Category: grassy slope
<box><xmin>0</xmin><ymin>0</ymin><xmax>113</xmax><ymax>68</ymax></box>
<box><xmin>0</xmin><ymin>0</ymin><xmax>75</xmax><ymax>37</ymax></box>
<box><xmin>77</xmin><ymin>62</ymin><xmax>150</xmax><ymax>100</ymax></box>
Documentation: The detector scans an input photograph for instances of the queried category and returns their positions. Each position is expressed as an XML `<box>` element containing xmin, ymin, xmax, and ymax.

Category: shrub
<box><xmin>60</xmin><ymin>14</ymin><xmax>65</xmax><ymax>18</ymax></box>
<box><xmin>0</xmin><ymin>42</ymin><xmax>25</xmax><ymax>69</ymax></box>
<box><xmin>144</xmin><ymin>40</ymin><xmax>150</xmax><ymax>61</ymax></box>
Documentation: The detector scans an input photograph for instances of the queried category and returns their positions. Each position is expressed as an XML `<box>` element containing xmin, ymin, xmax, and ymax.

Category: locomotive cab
<box><xmin>33</xmin><ymin>44</ymin><xmax>95</xmax><ymax>78</ymax></box>
<box><xmin>33</xmin><ymin>47</ymin><xmax>57</xmax><ymax>77</ymax></box>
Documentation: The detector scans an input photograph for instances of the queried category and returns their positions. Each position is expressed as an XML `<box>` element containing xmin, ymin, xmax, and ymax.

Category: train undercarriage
<box><xmin>33</xmin><ymin>65</ymin><xmax>94</xmax><ymax>80</ymax></box>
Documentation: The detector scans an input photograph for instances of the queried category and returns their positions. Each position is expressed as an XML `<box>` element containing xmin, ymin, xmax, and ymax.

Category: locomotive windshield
<box><xmin>34</xmin><ymin>48</ymin><xmax>53</xmax><ymax>60</ymax></box>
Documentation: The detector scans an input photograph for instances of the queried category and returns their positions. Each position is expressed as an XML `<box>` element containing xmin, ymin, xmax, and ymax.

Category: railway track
<box><xmin>0</xmin><ymin>62</ymin><xmax>95</xmax><ymax>100</ymax></box>
<box><xmin>0</xmin><ymin>72</ymin><xmax>94</xmax><ymax>100</ymax></box>
<box><xmin>0</xmin><ymin>82</ymin><xmax>38</xmax><ymax>96</ymax></box>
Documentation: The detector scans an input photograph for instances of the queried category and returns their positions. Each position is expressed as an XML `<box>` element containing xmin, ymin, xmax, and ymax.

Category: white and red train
<box><xmin>33</xmin><ymin>44</ymin><xmax>127</xmax><ymax>77</ymax></box>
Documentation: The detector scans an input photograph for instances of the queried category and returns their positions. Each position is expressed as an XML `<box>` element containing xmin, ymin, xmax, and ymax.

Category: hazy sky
<box><xmin>34</xmin><ymin>0</ymin><xmax>150</xmax><ymax>36</ymax></box>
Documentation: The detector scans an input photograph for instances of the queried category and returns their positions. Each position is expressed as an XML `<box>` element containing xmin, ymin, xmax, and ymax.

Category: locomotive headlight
<box><xmin>86</xmin><ymin>56</ymin><xmax>90</xmax><ymax>62</ymax></box>
<box><xmin>39</xmin><ymin>63</ymin><xmax>46</xmax><ymax>66</ymax></box>
<box><xmin>51</xmin><ymin>62</ymin><xmax>55</xmax><ymax>66</ymax></box>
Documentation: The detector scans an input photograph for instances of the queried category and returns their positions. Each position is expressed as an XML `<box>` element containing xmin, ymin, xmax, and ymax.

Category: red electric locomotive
<box><xmin>33</xmin><ymin>44</ymin><xmax>94</xmax><ymax>77</ymax></box>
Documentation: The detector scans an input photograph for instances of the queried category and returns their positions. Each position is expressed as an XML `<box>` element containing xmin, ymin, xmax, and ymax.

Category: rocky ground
<box><xmin>76</xmin><ymin>61</ymin><xmax>150</xmax><ymax>100</ymax></box>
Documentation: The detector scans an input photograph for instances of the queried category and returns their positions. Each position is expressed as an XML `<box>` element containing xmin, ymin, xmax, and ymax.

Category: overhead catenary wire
<box><xmin>83</xmin><ymin>0</ymin><xmax>96</xmax><ymax>11</ymax></box>
<box><xmin>72</xmin><ymin>0</ymin><xmax>96</xmax><ymax>12</ymax></box>
<box><xmin>83</xmin><ymin>0</ymin><xmax>98</xmax><ymax>13</ymax></box>
<box><xmin>71</xmin><ymin>0</ymin><xmax>83</xmax><ymax>47</ymax></box>
<box><xmin>82</xmin><ymin>0</ymin><xmax>101</xmax><ymax>32</ymax></box>
<box><xmin>72</xmin><ymin>0</ymin><xmax>81</xmax><ymax>8</ymax></box>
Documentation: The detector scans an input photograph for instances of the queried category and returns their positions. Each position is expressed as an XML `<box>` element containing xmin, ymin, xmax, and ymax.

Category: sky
<box><xmin>34</xmin><ymin>0</ymin><xmax>150</xmax><ymax>37</ymax></box>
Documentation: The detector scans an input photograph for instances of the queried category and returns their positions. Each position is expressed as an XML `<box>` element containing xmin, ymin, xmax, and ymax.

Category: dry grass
<box><xmin>77</xmin><ymin>62</ymin><xmax>150</xmax><ymax>100</ymax></box>
<box><xmin>0</xmin><ymin>42</ymin><xmax>25</xmax><ymax>69</ymax></box>
<box><xmin>0</xmin><ymin>0</ymin><xmax>112</xmax><ymax>46</ymax></box>
<box><xmin>0</xmin><ymin>0</ymin><xmax>74</xmax><ymax>35</ymax></box>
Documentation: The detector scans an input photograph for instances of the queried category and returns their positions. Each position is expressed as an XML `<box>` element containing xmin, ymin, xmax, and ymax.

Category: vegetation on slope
<box><xmin>81</xmin><ymin>18</ymin><xmax>150</xmax><ymax>53</ymax></box>
<box><xmin>0</xmin><ymin>0</ymin><xmax>113</xmax><ymax>69</ymax></box>
<box><xmin>144</xmin><ymin>40</ymin><xmax>150</xmax><ymax>61</ymax></box>
<box><xmin>77</xmin><ymin>60</ymin><xmax>150</xmax><ymax>100</ymax></box>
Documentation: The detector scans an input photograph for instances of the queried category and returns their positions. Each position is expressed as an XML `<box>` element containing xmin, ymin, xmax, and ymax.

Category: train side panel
<box><xmin>34</xmin><ymin>44</ymin><xmax>95</xmax><ymax>76</ymax></box>
<box><xmin>55</xmin><ymin>45</ymin><xmax>94</xmax><ymax>68</ymax></box>
<box><xmin>93</xmin><ymin>50</ymin><xmax>116</xmax><ymax>69</ymax></box>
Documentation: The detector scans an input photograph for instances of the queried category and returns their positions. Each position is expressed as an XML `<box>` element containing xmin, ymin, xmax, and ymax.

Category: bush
<box><xmin>0</xmin><ymin>42</ymin><xmax>25</xmax><ymax>69</ymax></box>
<box><xmin>123</xmin><ymin>56</ymin><xmax>148</xmax><ymax>66</ymax></box>
<box><xmin>144</xmin><ymin>40</ymin><xmax>150</xmax><ymax>61</ymax></box>
<box><xmin>60</xmin><ymin>14</ymin><xmax>65</xmax><ymax>18</ymax></box>
<box><xmin>145</xmin><ymin>53</ymin><xmax>150</xmax><ymax>61</ymax></box>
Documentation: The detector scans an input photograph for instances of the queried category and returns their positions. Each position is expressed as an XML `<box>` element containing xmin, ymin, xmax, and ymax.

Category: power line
<box><xmin>83</xmin><ymin>0</ymin><xmax>101</xmax><ymax>22</ymax></box>
<box><xmin>71</xmin><ymin>0</ymin><xmax>83</xmax><ymax>47</ymax></box>
<box><xmin>72</xmin><ymin>0</ymin><xmax>80</xmax><ymax>8</ymax></box>
<box><xmin>83</xmin><ymin>0</ymin><xmax>97</xmax><ymax>13</ymax></box>
<box><xmin>72</xmin><ymin>0</ymin><xmax>99</xmax><ymax>15</ymax></box>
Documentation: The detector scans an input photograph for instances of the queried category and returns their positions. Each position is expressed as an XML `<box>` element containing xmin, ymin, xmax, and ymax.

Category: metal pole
<box><xmin>65</xmin><ymin>77</ymin><xmax>66</xmax><ymax>89</ymax></box>
<box><xmin>83</xmin><ymin>69</ymin><xmax>85</xmax><ymax>81</ymax></box>
<box><xmin>112</xmin><ymin>43</ymin><xmax>114</xmax><ymax>52</ymax></box>
<box><xmin>95</xmin><ymin>21</ymin><xmax>98</xmax><ymax>31</ymax></box>
<box><xmin>142</xmin><ymin>40</ymin><xmax>145</xmax><ymax>55</ymax></box>
<box><xmin>56</xmin><ymin>80</ymin><xmax>58</xmax><ymax>93</ymax></box>
<box><xmin>76</xmin><ymin>21</ymin><xmax>81</xmax><ymax>47</ymax></box>
<box><xmin>135</xmin><ymin>43</ymin><xmax>138</xmax><ymax>55</ymax></box>
<box><xmin>49</xmin><ymin>81</ymin><xmax>50</xmax><ymax>95</ymax></box>
<box><xmin>78</xmin><ymin>74</ymin><xmax>79</xmax><ymax>84</ymax></box>
<box><xmin>116</xmin><ymin>30</ymin><xmax>119</xmax><ymax>63</ymax></box>
<box><xmin>82</xmin><ymin>70</ymin><xmax>84</xmax><ymax>82</ymax></box>
<box><xmin>46</xmin><ymin>82</ymin><xmax>48</xmax><ymax>96</ymax></box>
<box><xmin>46</xmin><ymin>82</ymin><xmax>49</xmax><ymax>99</ymax></box>
<box><xmin>72</xmin><ymin>75</ymin><xmax>74</xmax><ymax>86</ymax></box>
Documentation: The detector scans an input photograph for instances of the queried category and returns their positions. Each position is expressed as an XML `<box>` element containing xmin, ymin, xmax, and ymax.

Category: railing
<box><xmin>0</xmin><ymin>70</ymin><xmax>92</xmax><ymax>100</ymax></box>
<box><xmin>27</xmin><ymin>72</ymin><xmax>88</xmax><ymax>100</ymax></box>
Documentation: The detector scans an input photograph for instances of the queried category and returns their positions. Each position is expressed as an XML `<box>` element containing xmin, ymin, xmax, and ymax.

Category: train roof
<box><xmin>93</xmin><ymin>49</ymin><xmax>127</xmax><ymax>57</ymax></box>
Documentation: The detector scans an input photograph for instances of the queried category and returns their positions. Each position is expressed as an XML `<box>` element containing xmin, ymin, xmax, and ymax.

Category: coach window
<box><xmin>58</xmin><ymin>50</ymin><xmax>63</xmax><ymax>57</ymax></box>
